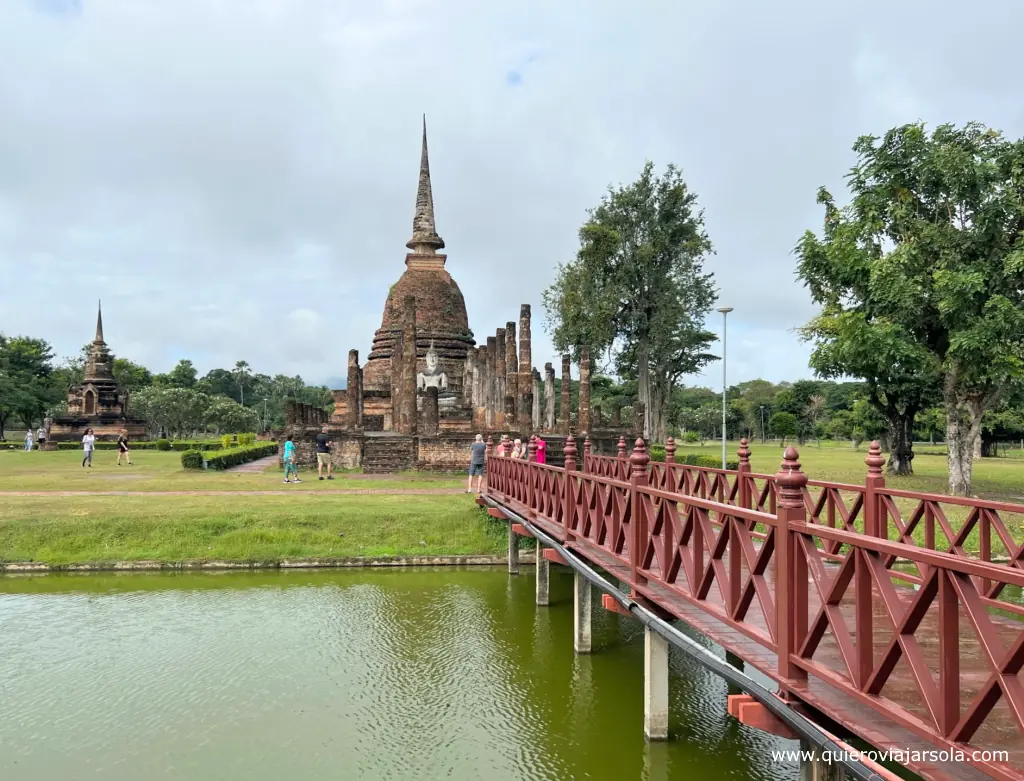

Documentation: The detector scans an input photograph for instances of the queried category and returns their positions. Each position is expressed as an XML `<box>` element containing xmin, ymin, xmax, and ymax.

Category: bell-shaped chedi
<box><xmin>362</xmin><ymin>117</ymin><xmax>475</xmax><ymax>396</ymax></box>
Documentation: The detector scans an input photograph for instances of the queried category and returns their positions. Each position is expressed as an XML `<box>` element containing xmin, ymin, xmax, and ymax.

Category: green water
<box><xmin>0</xmin><ymin>567</ymin><xmax>797</xmax><ymax>780</ymax></box>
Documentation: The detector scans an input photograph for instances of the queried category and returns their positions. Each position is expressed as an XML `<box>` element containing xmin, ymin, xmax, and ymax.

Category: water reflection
<box><xmin>0</xmin><ymin>568</ymin><xmax>799</xmax><ymax>780</ymax></box>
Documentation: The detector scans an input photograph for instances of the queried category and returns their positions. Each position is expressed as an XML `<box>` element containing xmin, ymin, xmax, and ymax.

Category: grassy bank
<box><xmin>0</xmin><ymin>494</ymin><xmax>504</xmax><ymax>566</ymax></box>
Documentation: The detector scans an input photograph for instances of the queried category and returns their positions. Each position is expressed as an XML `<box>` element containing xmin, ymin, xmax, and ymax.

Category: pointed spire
<box><xmin>406</xmin><ymin>115</ymin><xmax>445</xmax><ymax>254</ymax></box>
<box><xmin>95</xmin><ymin>300</ymin><xmax>104</xmax><ymax>343</ymax></box>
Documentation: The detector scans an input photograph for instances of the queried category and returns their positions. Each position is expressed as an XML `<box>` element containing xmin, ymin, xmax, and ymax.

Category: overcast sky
<box><xmin>2</xmin><ymin>0</ymin><xmax>1023</xmax><ymax>390</ymax></box>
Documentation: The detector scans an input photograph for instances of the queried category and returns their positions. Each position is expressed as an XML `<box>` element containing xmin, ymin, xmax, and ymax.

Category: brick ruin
<box><xmin>281</xmin><ymin>120</ymin><xmax>637</xmax><ymax>473</ymax></box>
<box><xmin>49</xmin><ymin>302</ymin><xmax>148</xmax><ymax>444</ymax></box>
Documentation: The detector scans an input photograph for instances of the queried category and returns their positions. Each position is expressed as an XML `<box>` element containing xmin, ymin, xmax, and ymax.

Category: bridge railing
<box><xmin>486</xmin><ymin>435</ymin><xmax>1024</xmax><ymax>781</ymax></box>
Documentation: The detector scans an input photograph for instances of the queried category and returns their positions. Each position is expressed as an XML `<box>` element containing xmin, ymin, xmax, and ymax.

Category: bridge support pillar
<box><xmin>507</xmin><ymin>522</ymin><xmax>519</xmax><ymax>575</ymax></box>
<box><xmin>644</xmin><ymin>626</ymin><xmax>669</xmax><ymax>740</ymax></box>
<box><xmin>535</xmin><ymin>545</ymin><xmax>550</xmax><ymax>605</ymax></box>
<box><xmin>573</xmin><ymin>571</ymin><xmax>591</xmax><ymax>654</ymax></box>
<box><xmin>799</xmin><ymin>740</ymin><xmax>845</xmax><ymax>781</ymax></box>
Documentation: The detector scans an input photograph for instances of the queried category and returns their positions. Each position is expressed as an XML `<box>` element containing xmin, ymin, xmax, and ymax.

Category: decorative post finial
<box><xmin>564</xmin><ymin>433</ymin><xmax>578</xmax><ymax>471</ymax></box>
<box><xmin>738</xmin><ymin>437</ymin><xmax>751</xmax><ymax>467</ymax></box>
<box><xmin>629</xmin><ymin>437</ymin><xmax>650</xmax><ymax>478</ymax></box>
<box><xmin>95</xmin><ymin>299</ymin><xmax>104</xmax><ymax>343</ymax></box>
<box><xmin>665</xmin><ymin>436</ymin><xmax>676</xmax><ymax>464</ymax></box>
<box><xmin>617</xmin><ymin>435</ymin><xmax>628</xmax><ymax>460</ymax></box>
<box><xmin>486</xmin><ymin>434</ymin><xmax>494</xmax><ymax>456</ymax></box>
<box><xmin>527</xmin><ymin>434</ymin><xmax>537</xmax><ymax>463</ymax></box>
<box><xmin>775</xmin><ymin>446</ymin><xmax>807</xmax><ymax>508</ymax></box>
<box><xmin>406</xmin><ymin>116</ymin><xmax>445</xmax><ymax>254</ymax></box>
<box><xmin>866</xmin><ymin>441</ymin><xmax>885</xmax><ymax>477</ymax></box>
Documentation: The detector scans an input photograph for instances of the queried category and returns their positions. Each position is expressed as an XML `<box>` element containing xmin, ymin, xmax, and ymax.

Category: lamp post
<box><xmin>717</xmin><ymin>307</ymin><xmax>733</xmax><ymax>469</ymax></box>
<box><xmin>759</xmin><ymin>405</ymin><xmax>766</xmax><ymax>445</ymax></box>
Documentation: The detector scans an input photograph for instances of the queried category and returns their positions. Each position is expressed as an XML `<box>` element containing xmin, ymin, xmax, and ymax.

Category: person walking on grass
<box><xmin>116</xmin><ymin>430</ymin><xmax>132</xmax><ymax>465</ymax></box>
<box><xmin>81</xmin><ymin>428</ymin><xmax>95</xmax><ymax>467</ymax></box>
<box><xmin>316</xmin><ymin>425</ymin><xmax>334</xmax><ymax>481</ymax></box>
<box><xmin>467</xmin><ymin>433</ymin><xmax>486</xmax><ymax>494</ymax></box>
<box><xmin>36</xmin><ymin>426</ymin><xmax>46</xmax><ymax>450</ymax></box>
<box><xmin>24</xmin><ymin>429</ymin><xmax>33</xmax><ymax>452</ymax></box>
<box><xmin>283</xmin><ymin>436</ymin><xmax>301</xmax><ymax>483</ymax></box>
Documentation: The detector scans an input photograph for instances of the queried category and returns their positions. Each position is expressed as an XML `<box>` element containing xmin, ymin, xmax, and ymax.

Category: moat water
<box><xmin>0</xmin><ymin>567</ymin><xmax>801</xmax><ymax>780</ymax></box>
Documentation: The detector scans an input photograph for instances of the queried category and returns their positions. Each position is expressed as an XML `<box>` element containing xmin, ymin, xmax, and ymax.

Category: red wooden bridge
<box><xmin>484</xmin><ymin>436</ymin><xmax>1024</xmax><ymax>781</ymax></box>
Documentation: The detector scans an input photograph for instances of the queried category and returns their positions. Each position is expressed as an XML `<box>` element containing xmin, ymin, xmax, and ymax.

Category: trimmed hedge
<box><xmin>57</xmin><ymin>440</ymin><xmax>223</xmax><ymax>452</ymax></box>
<box><xmin>648</xmin><ymin>444</ymin><xmax>738</xmax><ymax>471</ymax></box>
<box><xmin>182</xmin><ymin>442</ymin><xmax>278</xmax><ymax>471</ymax></box>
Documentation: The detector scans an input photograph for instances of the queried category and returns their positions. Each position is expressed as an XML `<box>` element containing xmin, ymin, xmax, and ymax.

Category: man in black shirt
<box><xmin>315</xmin><ymin>425</ymin><xmax>334</xmax><ymax>480</ymax></box>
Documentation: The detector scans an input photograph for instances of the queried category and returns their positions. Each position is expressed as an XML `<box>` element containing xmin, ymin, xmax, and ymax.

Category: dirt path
<box><xmin>0</xmin><ymin>488</ymin><xmax>470</xmax><ymax>497</ymax></box>
<box><xmin>223</xmin><ymin>455</ymin><xmax>280</xmax><ymax>473</ymax></box>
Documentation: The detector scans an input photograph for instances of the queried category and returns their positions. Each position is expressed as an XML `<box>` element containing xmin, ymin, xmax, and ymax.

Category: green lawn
<box><xmin>0</xmin><ymin>449</ymin><xmax>464</xmax><ymax>492</ymax></box>
<box><xmin>0</xmin><ymin>494</ymin><xmax>504</xmax><ymax>566</ymax></box>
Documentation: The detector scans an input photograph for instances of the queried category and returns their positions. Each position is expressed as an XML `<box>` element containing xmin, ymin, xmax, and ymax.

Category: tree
<box><xmin>233</xmin><ymin>360</ymin><xmax>252</xmax><ymax>406</ymax></box>
<box><xmin>112</xmin><ymin>358</ymin><xmax>153</xmax><ymax>393</ymax></box>
<box><xmin>205</xmin><ymin>396</ymin><xmax>260</xmax><ymax>434</ymax></box>
<box><xmin>769</xmin><ymin>412</ymin><xmax>799</xmax><ymax>445</ymax></box>
<box><xmin>543</xmin><ymin>161</ymin><xmax>718</xmax><ymax>441</ymax></box>
<box><xmin>156</xmin><ymin>359</ymin><xmax>197</xmax><ymax>389</ymax></box>
<box><xmin>0</xmin><ymin>335</ymin><xmax>58</xmax><ymax>436</ymax></box>
<box><xmin>795</xmin><ymin>122</ymin><xmax>1024</xmax><ymax>495</ymax></box>
<box><xmin>805</xmin><ymin>395</ymin><xmax>826</xmax><ymax>446</ymax></box>
<box><xmin>131</xmin><ymin>387</ymin><xmax>212</xmax><ymax>439</ymax></box>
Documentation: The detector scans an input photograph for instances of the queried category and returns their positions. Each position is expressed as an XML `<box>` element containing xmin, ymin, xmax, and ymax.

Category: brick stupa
<box><xmin>362</xmin><ymin>117</ymin><xmax>475</xmax><ymax>398</ymax></box>
<box><xmin>49</xmin><ymin>302</ymin><xmax>148</xmax><ymax>443</ymax></box>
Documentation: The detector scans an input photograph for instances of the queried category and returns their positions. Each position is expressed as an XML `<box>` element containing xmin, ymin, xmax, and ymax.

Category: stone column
<box><xmin>508</xmin><ymin>521</ymin><xmax>519</xmax><ymax>575</ymax></box>
<box><xmin>398</xmin><ymin>295</ymin><xmax>418</xmax><ymax>435</ymax></box>
<box><xmin>505</xmin><ymin>321</ymin><xmax>518</xmax><ymax>429</ymax></box>
<box><xmin>463</xmin><ymin>350</ymin><xmax>475</xmax><ymax>407</ymax></box>
<box><xmin>579</xmin><ymin>346</ymin><xmax>591</xmax><ymax>435</ymax></box>
<box><xmin>532</xmin><ymin>369</ymin><xmax>541</xmax><ymax>430</ymax></box>
<box><xmin>574</xmin><ymin>570</ymin><xmax>592</xmax><ymax>654</ymax></box>
<box><xmin>560</xmin><ymin>354</ymin><xmax>572</xmax><ymax>434</ymax></box>
<box><xmin>346</xmin><ymin>350</ymin><xmax>360</xmax><ymax>429</ymax></box>
<box><xmin>485</xmin><ymin>336</ymin><xmax>497</xmax><ymax>429</ymax></box>
<box><xmin>644</xmin><ymin>626</ymin><xmax>669</xmax><ymax>740</ymax></box>
<box><xmin>473</xmin><ymin>346</ymin><xmax>485</xmax><ymax>429</ymax></box>
<box><xmin>517</xmin><ymin>304</ymin><xmax>533</xmax><ymax>432</ymax></box>
<box><xmin>284</xmin><ymin>401</ymin><xmax>296</xmax><ymax>425</ymax></box>
<box><xmin>544</xmin><ymin>363</ymin><xmax>556</xmax><ymax>431</ymax></box>
<box><xmin>611</xmin><ymin>405</ymin><xmax>621</xmax><ymax>428</ymax></box>
<box><xmin>356</xmin><ymin>367</ymin><xmax>364</xmax><ymax>426</ymax></box>
<box><xmin>422</xmin><ymin>387</ymin><xmax>439</xmax><ymax>436</ymax></box>
<box><xmin>594</xmin><ymin>405</ymin><xmax>603</xmax><ymax>428</ymax></box>
<box><xmin>536</xmin><ymin>545</ymin><xmax>550</xmax><ymax>606</ymax></box>
<box><xmin>799</xmin><ymin>741</ymin><xmax>845</xmax><ymax>781</ymax></box>
<box><xmin>495</xmin><ymin>328</ymin><xmax>507</xmax><ymax>430</ymax></box>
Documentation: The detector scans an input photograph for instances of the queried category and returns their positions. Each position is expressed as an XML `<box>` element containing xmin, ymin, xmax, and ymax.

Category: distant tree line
<box><xmin>0</xmin><ymin>337</ymin><xmax>332</xmax><ymax>440</ymax></box>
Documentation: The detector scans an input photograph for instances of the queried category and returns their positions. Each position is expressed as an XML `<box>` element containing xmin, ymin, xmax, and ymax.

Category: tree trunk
<box><xmin>973</xmin><ymin>430</ymin><xmax>982</xmax><ymax>459</ymax></box>
<box><xmin>945</xmin><ymin>388</ymin><xmax>985</xmax><ymax>497</ymax></box>
<box><xmin>637</xmin><ymin>337</ymin><xmax>652</xmax><ymax>440</ymax></box>
<box><xmin>649</xmin><ymin>381</ymin><xmax>668</xmax><ymax>443</ymax></box>
<box><xmin>886</xmin><ymin>413</ymin><xmax>915</xmax><ymax>476</ymax></box>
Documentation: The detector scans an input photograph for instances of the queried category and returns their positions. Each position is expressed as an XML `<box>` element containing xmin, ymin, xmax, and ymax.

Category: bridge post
<box><xmin>564</xmin><ymin>435</ymin><xmax>578</xmax><ymax>540</ymax></box>
<box><xmin>858</xmin><ymin>443</ymin><xmax>885</xmax><ymax>689</ymax></box>
<box><xmin>535</xmin><ymin>543</ymin><xmax>550</xmax><ymax>605</ymax></box>
<box><xmin>774</xmin><ymin>447</ymin><xmax>808</xmax><ymax>692</ymax></box>
<box><xmin>507</xmin><ymin>521</ymin><xmax>520</xmax><ymax>575</ymax></box>
<box><xmin>573</xmin><ymin>571</ymin><xmax>592</xmax><ymax>654</ymax></box>
<box><xmin>799</xmin><ymin>740</ymin><xmax>846</xmax><ymax>780</ymax></box>
<box><xmin>629</xmin><ymin>438</ymin><xmax>650</xmax><ymax>586</ymax></box>
<box><xmin>644</xmin><ymin>626</ymin><xmax>670</xmax><ymax>740</ymax></box>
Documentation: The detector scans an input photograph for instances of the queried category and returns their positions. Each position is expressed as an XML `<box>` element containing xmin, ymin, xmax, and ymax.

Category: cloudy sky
<box><xmin>2</xmin><ymin>0</ymin><xmax>1023</xmax><ymax>390</ymax></box>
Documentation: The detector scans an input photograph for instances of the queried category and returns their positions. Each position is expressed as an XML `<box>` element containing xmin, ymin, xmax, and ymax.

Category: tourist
<box><xmin>283</xmin><ymin>436</ymin><xmax>301</xmax><ymax>483</ymax></box>
<box><xmin>467</xmin><ymin>433</ymin><xmax>486</xmax><ymax>493</ymax></box>
<box><xmin>116</xmin><ymin>430</ymin><xmax>132</xmax><ymax>465</ymax></box>
<box><xmin>496</xmin><ymin>435</ymin><xmax>509</xmax><ymax>456</ymax></box>
<box><xmin>81</xmin><ymin>428</ymin><xmax>95</xmax><ymax>468</ymax></box>
<box><xmin>316</xmin><ymin>425</ymin><xmax>334</xmax><ymax>481</ymax></box>
<box><xmin>36</xmin><ymin>425</ymin><xmax>46</xmax><ymax>450</ymax></box>
<box><xmin>24</xmin><ymin>429</ymin><xmax>33</xmax><ymax>452</ymax></box>
<box><xmin>534</xmin><ymin>436</ymin><xmax>547</xmax><ymax>465</ymax></box>
<box><xmin>511</xmin><ymin>438</ymin><xmax>523</xmax><ymax>459</ymax></box>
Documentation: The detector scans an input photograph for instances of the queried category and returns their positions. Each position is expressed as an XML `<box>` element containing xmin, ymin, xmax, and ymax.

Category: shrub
<box><xmin>649</xmin><ymin>444</ymin><xmax>666</xmax><ymax>462</ymax></box>
<box><xmin>203</xmin><ymin>443</ymin><xmax>279</xmax><ymax>470</ymax></box>
<box><xmin>238</xmin><ymin>432</ymin><xmax>256</xmax><ymax>446</ymax></box>
<box><xmin>220</xmin><ymin>434</ymin><xmax>233</xmax><ymax>450</ymax></box>
<box><xmin>180</xmin><ymin>449</ymin><xmax>205</xmax><ymax>470</ymax></box>
<box><xmin>683</xmin><ymin>431</ymin><xmax>700</xmax><ymax>443</ymax></box>
<box><xmin>156</xmin><ymin>439</ymin><xmax>172</xmax><ymax>451</ymax></box>
<box><xmin>56</xmin><ymin>439</ymin><xmax>223</xmax><ymax>451</ymax></box>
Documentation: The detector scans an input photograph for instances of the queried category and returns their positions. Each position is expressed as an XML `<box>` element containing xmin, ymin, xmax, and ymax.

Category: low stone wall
<box><xmin>416</xmin><ymin>434</ymin><xmax>477</xmax><ymax>472</ymax></box>
<box><xmin>49</xmin><ymin>417</ymin><xmax>147</xmax><ymax>443</ymax></box>
<box><xmin>280</xmin><ymin>427</ymin><xmax>362</xmax><ymax>469</ymax></box>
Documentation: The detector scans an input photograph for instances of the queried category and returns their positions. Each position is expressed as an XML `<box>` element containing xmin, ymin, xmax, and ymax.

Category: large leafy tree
<box><xmin>796</xmin><ymin>122</ymin><xmax>1024</xmax><ymax>495</ymax></box>
<box><xmin>543</xmin><ymin>162</ymin><xmax>718</xmax><ymax>441</ymax></box>
<box><xmin>0</xmin><ymin>335</ymin><xmax>58</xmax><ymax>436</ymax></box>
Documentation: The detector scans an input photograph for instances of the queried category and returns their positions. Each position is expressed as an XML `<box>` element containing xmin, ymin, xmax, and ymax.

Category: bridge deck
<box><xmin>496</xmin><ymin>496</ymin><xmax>1019</xmax><ymax>781</ymax></box>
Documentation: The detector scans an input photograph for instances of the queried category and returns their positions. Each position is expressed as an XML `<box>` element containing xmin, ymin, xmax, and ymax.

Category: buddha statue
<box><xmin>417</xmin><ymin>341</ymin><xmax>448</xmax><ymax>393</ymax></box>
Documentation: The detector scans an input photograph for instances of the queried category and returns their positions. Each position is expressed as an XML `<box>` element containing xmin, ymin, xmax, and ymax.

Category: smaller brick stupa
<box><xmin>49</xmin><ymin>302</ymin><xmax>147</xmax><ymax>443</ymax></box>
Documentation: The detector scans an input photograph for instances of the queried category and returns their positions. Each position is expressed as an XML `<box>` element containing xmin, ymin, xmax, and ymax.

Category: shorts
<box><xmin>469</xmin><ymin>463</ymin><xmax>484</xmax><ymax>476</ymax></box>
<box><xmin>316</xmin><ymin>452</ymin><xmax>330</xmax><ymax>466</ymax></box>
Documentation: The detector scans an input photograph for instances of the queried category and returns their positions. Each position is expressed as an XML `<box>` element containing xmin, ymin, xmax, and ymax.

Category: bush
<box><xmin>683</xmin><ymin>431</ymin><xmax>700</xmax><ymax>443</ymax></box>
<box><xmin>180</xmin><ymin>449</ymin><xmax>205</xmax><ymax>470</ymax></box>
<box><xmin>220</xmin><ymin>434</ymin><xmax>233</xmax><ymax>450</ymax></box>
<box><xmin>203</xmin><ymin>443</ymin><xmax>279</xmax><ymax>471</ymax></box>
<box><xmin>156</xmin><ymin>438</ymin><xmax>172</xmax><ymax>451</ymax></box>
<box><xmin>56</xmin><ymin>439</ymin><xmax>223</xmax><ymax>451</ymax></box>
<box><xmin>649</xmin><ymin>444</ymin><xmax>666</xmax><ymax>462</ymax></box>
<box><xmin>238</xmin><ymin>432</ymin><xmax>256</xmax><ymax>446</ymax></box>
<box><xmin>645</xmin><ymin>445</ymin><xmax>737</xmax><ymax>470</ymax></box>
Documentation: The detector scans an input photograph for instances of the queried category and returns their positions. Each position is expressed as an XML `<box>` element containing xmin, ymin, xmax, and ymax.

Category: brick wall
<box><xmin>280</xmin><ymin>427</ymin><xmax>362</xmax><ymax>469</ymax></box>
<box><xmin>416</xmin><ymin>434</ymin><xmax>477</xmax><ymax>472</ymax></box>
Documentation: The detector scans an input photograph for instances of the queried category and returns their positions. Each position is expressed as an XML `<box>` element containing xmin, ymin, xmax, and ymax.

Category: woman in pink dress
<box><xmin>534</xmin><ymin>436</ymin><xmax>547</xmax><ymax>464</ymax></box>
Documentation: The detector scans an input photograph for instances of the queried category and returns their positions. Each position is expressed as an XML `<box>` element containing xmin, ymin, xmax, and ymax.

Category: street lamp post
<box><xmin>717</xmin><ymin>307</ymin><xmax>733</xmax><ymax>469</ymax></box>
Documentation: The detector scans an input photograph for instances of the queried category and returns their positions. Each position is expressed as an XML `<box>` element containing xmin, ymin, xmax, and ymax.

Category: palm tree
<box><xmin>233</xmin><ymin>360</ymin><xmax>251</xmax><ymax>406</ymax></box>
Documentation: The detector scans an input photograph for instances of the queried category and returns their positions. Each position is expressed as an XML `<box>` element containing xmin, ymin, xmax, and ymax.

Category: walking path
<box><xmin>224</xmin><ymin>455</ymin><xmax>280</xmax><ymax>473</ymax></box>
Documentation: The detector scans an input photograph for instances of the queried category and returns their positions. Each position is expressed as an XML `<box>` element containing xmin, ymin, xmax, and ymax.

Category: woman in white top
<box><xmin>81</xmin><ymin>428</ymin><xmax>96</xmax><ymax>468</ymax></box>
<box><xmin>24</xmin><ymin>430</ymin><xmax>33</xmax><ymax>451</ymax></box>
